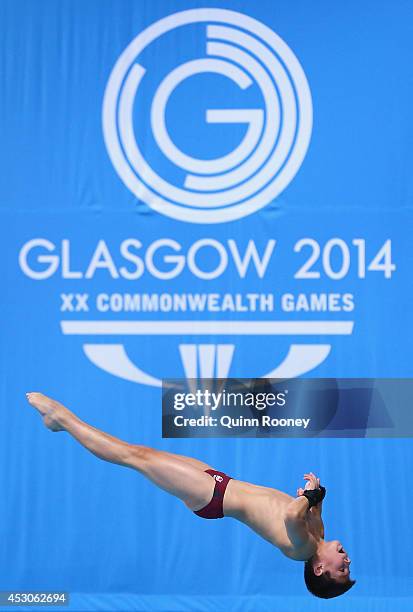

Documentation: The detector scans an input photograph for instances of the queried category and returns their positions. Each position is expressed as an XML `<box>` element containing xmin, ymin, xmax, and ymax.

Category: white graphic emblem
<box><xmin>103</xmin><ymin>8</ymin><xmax>313</xmax><ymax>223</ymax></box>
<box><xmin>61</xmin><ymin>322</ymin><xmax>354</xmax><ymax>387</ymax></box>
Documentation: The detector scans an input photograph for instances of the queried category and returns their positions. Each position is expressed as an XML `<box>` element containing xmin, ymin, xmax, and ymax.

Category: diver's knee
<box><xmin>129</xmin><ymin>444</ymin><xmax>154</xmax><ymax>469</ymax></box>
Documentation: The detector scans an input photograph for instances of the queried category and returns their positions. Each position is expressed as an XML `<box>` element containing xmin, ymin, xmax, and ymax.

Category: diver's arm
<box><xmin>286</xmin><ymin>495</ymin><xmax>310</xmax><ymax>518</ymax></box>
<box><xmin>284</xmin><ymin>496</ymin><xmax>312</xmax><ymax>548</ymax></box>
<box><xmin>310</xmin><ymin>503</ymin><xmax>325</xmax><ymax>539</ymax></box>
<box><xmin>295</xmin><ymin>472</ymin><xmax>325</xmax><ymax>540</ymax></box>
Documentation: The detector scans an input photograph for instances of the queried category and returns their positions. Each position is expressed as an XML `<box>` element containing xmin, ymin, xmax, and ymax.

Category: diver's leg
<box><xmin>26</xmin><ymin>392</ymin><xmax>215</xmax><ymax>510</ymax></box>
<box><xmin>156</xmin><ymin>450</ymin><xmax>212</xmax><ymax>472</ymax></box>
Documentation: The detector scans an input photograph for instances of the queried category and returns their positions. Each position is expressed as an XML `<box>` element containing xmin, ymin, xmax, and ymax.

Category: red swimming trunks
<box><xmin>194</xmin><ymin>469</ymin><xmax>232</xmax><ymax>519</ymax></box>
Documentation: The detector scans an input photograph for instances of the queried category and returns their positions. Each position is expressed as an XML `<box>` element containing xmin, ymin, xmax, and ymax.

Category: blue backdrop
<box><xmin>1</xmin><ymin>0</ymin><xmax>413</xmax><ymax>610</ymax></box>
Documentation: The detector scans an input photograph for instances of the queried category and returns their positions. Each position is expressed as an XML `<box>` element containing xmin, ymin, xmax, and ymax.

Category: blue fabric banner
<box><xmin>1</xmin><ymin>1</ymin><xmax>412</xmax><ymax>609</ymax></box>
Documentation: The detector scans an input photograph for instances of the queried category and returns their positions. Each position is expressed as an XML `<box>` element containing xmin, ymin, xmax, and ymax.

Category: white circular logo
<box><xmin>102</xmin><ymin>8</ymin><xmax>313</xmax><ymax>223</ymax></box>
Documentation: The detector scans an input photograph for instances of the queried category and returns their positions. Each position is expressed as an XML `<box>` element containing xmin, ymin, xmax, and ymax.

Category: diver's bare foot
<box><xmin>26</xmin><ymin>392</ymin><xmax>73</xmax><ymax>432</ymax></box>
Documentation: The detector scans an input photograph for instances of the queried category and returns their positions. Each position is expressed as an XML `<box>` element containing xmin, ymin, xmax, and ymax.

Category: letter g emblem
<box><xmin>103</xmin><ymin>8</ymin><xmax>313</xmax><ymax>223</ymax></box>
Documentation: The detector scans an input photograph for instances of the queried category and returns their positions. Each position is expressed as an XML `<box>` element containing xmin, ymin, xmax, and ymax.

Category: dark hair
<box><xmin>304</xmin><ymin>560</ymin><xmax>356</xmax><ymax>599</ymax></box>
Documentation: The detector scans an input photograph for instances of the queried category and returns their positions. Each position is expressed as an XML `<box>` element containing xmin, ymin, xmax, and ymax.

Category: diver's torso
<box><xmin>224</xmin><ymin>479</ymin><xmax>317</xmax><ymax>561</ymax></box>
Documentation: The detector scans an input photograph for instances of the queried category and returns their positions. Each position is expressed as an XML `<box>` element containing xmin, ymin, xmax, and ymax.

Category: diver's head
<box><xmin>304</xmin><ymin>540</ymin><xmax>355</xmax><ymax>599</ymax></box>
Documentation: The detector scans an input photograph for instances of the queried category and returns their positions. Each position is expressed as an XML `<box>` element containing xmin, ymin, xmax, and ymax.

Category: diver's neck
<box><xmin>315</xmin><ymin>539</ymin><xmax>327</xmax><ymax>555</ymax></box>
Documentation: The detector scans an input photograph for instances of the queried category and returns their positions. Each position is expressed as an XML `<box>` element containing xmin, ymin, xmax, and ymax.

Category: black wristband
<box><xmin>302</xmin><ymin>485</ymin><xmax>326</xmax><ymax>508</ymax></box>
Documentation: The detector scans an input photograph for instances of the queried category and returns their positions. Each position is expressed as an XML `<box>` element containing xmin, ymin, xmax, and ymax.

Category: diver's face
<box><xmin>320</xmin><ymin>540</ymin><xmax>352</xmax><ymax>582</ymax></box>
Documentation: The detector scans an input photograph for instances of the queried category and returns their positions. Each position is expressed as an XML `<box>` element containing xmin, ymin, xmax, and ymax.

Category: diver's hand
<box><xmin>296</xmin><ymin>472</ymin><xmax>320</xmax><ymax>497</ymax></box>
<box><xmin>300</xmin><ymin>473</ymin><xmax>326</xmax><ymax>508</ymax></box>
<box><xmin>304</xmin><ymin>472</ymin><xmax>320</xmax><ymax>490</ymax></box>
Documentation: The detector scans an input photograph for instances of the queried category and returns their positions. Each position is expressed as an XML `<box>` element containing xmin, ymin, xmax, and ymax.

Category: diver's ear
<box><xmin>313</xmin><ymin>562</ymin><xmax>323</xmax><ymax>577</ymax></box>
